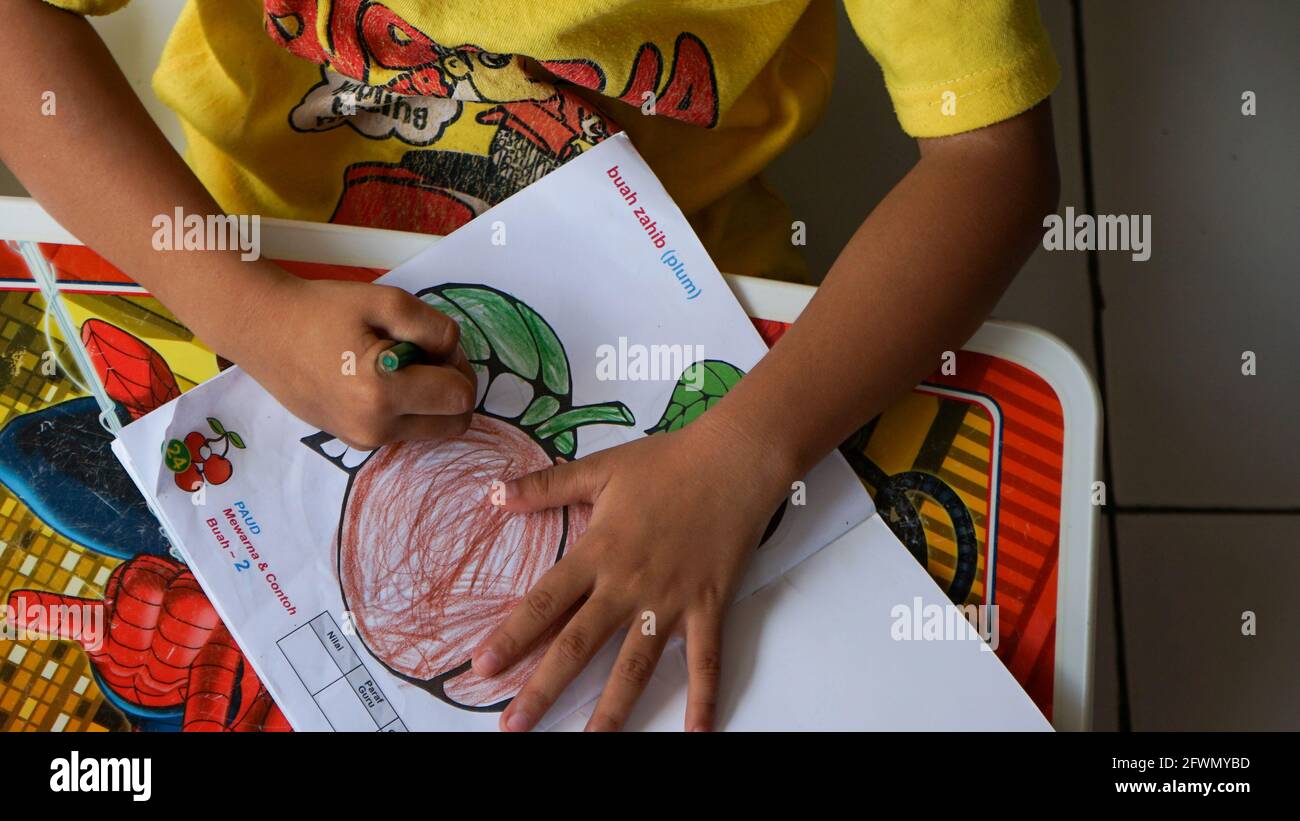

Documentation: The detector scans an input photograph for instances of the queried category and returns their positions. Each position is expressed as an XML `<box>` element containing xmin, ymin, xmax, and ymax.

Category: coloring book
<box><xmin>109</xmin><ymin>134</ymin><xmax>875</xmax><ymax>731</ymax></box>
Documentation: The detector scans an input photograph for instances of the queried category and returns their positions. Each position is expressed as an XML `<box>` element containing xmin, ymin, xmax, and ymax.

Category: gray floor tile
<box><xmin>1117</xmin><ymin>512</ymin><xmax>1300</xmax><ymax>730</ymax></box>
<box><xmin>1082</xmin><ymin>1</ymin><xmax>1300</xmax><ymax>506</ymax></box>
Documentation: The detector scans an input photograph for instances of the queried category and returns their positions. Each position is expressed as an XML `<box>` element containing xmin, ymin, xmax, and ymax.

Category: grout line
<box><xmin>1114</xmin><ymin>505</ymin><xmax>1300</xmax><ymax>516</ymax></box>
<box><xmin>1070</xmin><ymin>0</ymin><xmax>1132</xmax><ymax>732</ymax></box>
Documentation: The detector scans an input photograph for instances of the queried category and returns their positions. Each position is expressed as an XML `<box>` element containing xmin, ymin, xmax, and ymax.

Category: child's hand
<box><xmin>470</xmin><ymin>411</ymin><xmax>794</xmax><ymax>732</ymax></box>
<box><xmin>231</xmin><ymin>275</ymin><xmax>476</xmax><ymax>449</ymax></box>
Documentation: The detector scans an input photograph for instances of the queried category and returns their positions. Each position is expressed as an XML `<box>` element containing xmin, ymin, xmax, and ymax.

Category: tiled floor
<box><xmin>1072</xmin><ymin>0</ymin><xmax>1298</xmax><ymax>730</ymax></box>
<box><xmin>1</xmin><ymin>0</ymin><xmax>1294</xmax><ymax>731</ymax></box>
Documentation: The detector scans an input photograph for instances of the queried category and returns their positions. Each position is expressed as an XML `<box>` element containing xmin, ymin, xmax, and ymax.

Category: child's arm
<box><xmin>473</xmin><ymin>103</ymin><xmax>1059</xmax><ymax>731</ymax></box>
<box><xmin>0</xmin><ymin>1</ymin><xmax>474</xmax><ymax>447</ymax></box>
<box><xmin>717</xmin><ymin>102</ymin><xmax>1060</xmax><ymax>479</ymax></box>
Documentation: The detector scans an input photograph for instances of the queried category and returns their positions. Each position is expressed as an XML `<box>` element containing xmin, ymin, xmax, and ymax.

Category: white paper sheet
<box><xmin>112</xmin><ymin>134</ymin><xmax>875</xmax><ymax>731</ymax></box>
<box><xmin>551</xmin><ymin>516</ymin><xmax>1052</xmax><ymax>731</ymax></box>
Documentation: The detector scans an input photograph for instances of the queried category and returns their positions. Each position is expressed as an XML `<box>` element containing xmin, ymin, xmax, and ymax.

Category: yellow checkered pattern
<box><xmin>0</xmin><ymin>289</ymin><xmax>124</xmax><ymax>732</ymax></box>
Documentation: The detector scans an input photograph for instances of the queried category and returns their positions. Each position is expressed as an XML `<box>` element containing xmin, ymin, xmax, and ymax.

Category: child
<box><xmin>0</xmin><ymin>0</ymin><xmax>1060</xmax><ymax>731</ymax></box>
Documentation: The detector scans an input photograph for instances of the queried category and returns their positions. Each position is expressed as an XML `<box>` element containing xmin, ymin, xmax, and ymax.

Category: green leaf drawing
<box><xmin>228</xmin><ymin>431</ymin><xmax>246</xmax><ymax>449</ymax></box>
<box><xmin>207</xmin><ymin>417</ymin><xmax>226</xmax><ymax>436</ymax></box>
<box><xmin>552</xmin><ymin>430</ymin><xmax>576</xmax><ymax>457</ymax></box>
<box><xmin>419</xmin><ymin>292</ymin><xmax>490</xmax><ymax>361</ymax></box>
<box><xmin>415</xmin><ymin>283</ymin><xmax>636</xmax><ymax>459</ymax></box>
<box><xmin>422</xmin><ymin>284</ymin><xmax>572</xmax><ymax>407</ymax></box>
<box><xmin>534</xmin><ymin>403</ymin><xmax>635</xmax><ymax>439</ymax></box>
<box><xmin>519</xmin><ymin>395</ymin><xmax>560</xmax><ymax>427</ymax></box>
<box><xmin>645</xmin><ymin>360</ymin><xmax>746</xmax><ymax>435</ymax></box>
<box><xmin>444</xmin><ymin>287</ymin><xmax>539</xmax><ymax>381</ymax></box>
<box><xmin>516</xmin><ymin>302</ymin><xmax>570</xmax><ymax>396</ymax></box>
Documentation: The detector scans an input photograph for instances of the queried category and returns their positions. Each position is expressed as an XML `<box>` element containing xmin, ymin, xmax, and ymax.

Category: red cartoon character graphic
<box><xmin>7</xmin><ymin>556</ymin><xmax>290</xmax><ymax>732</ymax></box>
<box><xmin>81</xmin><ymin>318</ymin><xmax>181</xmax><ymax>420</ymax></box>
<box><xmin>274</xmin><ymin>1</ymin><xmax>718</xmax><ymax>235</ymax></box>
<box><xmin>0</xmin><ymin>316</ymin><xmax>287</xmax><ymax>731</ymax></box>
<box><xmin>609</xmin><ymin>33</ymin><xmax>721</xmax><ymax>129</ymax></box>
<box><xmin>164</xmin><ymin>417</ymin><xmax>246</xmax><ymax>492</ymax></box>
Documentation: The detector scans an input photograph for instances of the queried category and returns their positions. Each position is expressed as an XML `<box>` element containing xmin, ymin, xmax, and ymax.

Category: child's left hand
<box><xmin>470</xmin><ymin>410</ymin><xmax>795</xmax><ymax>732</ymax></box>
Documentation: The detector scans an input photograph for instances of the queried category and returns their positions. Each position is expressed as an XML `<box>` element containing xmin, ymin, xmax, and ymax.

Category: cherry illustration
<box><xmin>184</xmin><ymin>431</ymin><xmax>209</xmax><ymax>463</ymax></box>
<box><xmin>203</xmin><ymin>454</ymin><xmax>233</xmax><ymax>485</ymax></box>
<box><xmin>164</xmin><ymin>417</ymin><xmax>245</xmax><ymax>491</ymax></box>
<box><xmin>174</xmin><ymin>464</ymin><xmax>203</xmax><ymax>492</ymax></box>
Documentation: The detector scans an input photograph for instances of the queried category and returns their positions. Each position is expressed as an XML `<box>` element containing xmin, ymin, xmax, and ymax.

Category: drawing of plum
<box><xmin>306</xmin><ymin>284</ymin><xmax>766</xmax><ymax>712</ymax></box>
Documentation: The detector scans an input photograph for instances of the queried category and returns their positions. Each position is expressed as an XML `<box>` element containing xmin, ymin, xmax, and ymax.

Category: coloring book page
<box><xmin>112</xmin><ymin>134</ymin><xmax>875</xmax><ymax>731</ymax></box>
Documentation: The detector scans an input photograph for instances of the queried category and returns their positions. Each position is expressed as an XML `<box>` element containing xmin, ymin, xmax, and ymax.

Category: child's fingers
<box><xmin>388</xmin><ymin>413</ymin><xmax>473</xmax><ymax>442</ymax></box>
<box><xmin>446</xmin><ymin>344</ymin><xmax>478</xmax><ymax>395</ymax></box>
<box><xmin>584</xmin><ymin>621</ymin><xmax>670</xmax><ymax>732</ymax></box>
<box><xmin>331</xmin><ymin>410</ymin><xmax>470</xmax><ymax>450</ymax></box>
<box><xmin>684</xmin><ymin>613</ymin><xmax>724</xmax><ymax>732</ymax></box>
<box><xmin>366</xmin><ymin>286</ymin><xmax>461</xmax><ymax>360</ymax></box>
<box><xmin>385</xmin><ymin>364</ymin><xmax>476</xmax><ymax>416</ymax></box>
<box><xmin>498</xmin><ymin>596</ymin><xmax>623</xmax><ymax>733</ymax></box>
<box><xmin>471</xmin><ymin>553</ymin><xmax>592</xmax><ymax>678</ymax></box>
<box><xmin>502</xmin><ymin>456</ymin><xmax>606</xmax><ymax>513</ymax></box>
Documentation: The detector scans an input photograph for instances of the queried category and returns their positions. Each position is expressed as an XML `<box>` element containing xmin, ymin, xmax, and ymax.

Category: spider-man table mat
<box><xmin>0</xmin><ymin>246</ymin><xmax>1063</xmax><ymax>730</ymax></box>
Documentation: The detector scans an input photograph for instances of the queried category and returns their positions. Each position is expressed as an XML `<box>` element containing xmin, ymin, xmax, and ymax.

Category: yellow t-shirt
<box><xmin>49</xmin><ymin>0</ymin><xmax>1058</xmax><ymax>282</ymax></box>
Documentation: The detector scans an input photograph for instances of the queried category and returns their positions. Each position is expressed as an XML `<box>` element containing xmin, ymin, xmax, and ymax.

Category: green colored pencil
<box><xmin>377</xmin><ymin>341</ymin><xmax>426</xmax><ymax>373</ymax></box>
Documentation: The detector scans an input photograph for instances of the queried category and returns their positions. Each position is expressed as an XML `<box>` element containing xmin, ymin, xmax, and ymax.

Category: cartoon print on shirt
<box><xmin>270</xmin><ymin>0</ymin><xmax>718</xmax><ymax>234</ymax></box>
<box><xmin>290</xmin><ymin>69</ymin><xmax>463</xmax><ymax>146</ymax></box>
<box><xmin>565</xmin><ymin>32</ymin><xmax>721</xmax><ymax>129</ymax></box>
<box><xmin>293</xmin><ymin>75</ymin><xmax>616</xmax><ymax>234</ymax></box>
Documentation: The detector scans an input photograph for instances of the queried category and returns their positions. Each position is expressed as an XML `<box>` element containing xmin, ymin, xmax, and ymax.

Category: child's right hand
<box><xmin>223</xmin><ymin>274</ymin><xmax>477</xmax><ymax>450</ymax></box>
